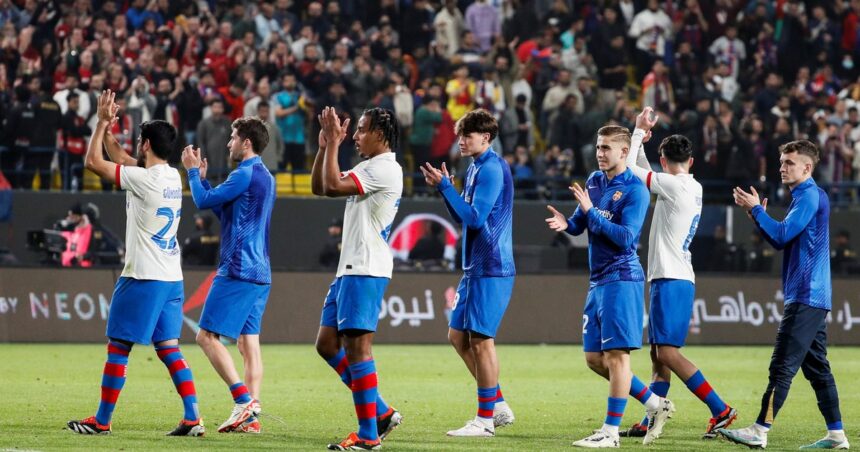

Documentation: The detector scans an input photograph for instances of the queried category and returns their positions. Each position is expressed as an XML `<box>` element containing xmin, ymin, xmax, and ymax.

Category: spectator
<box><xmin>464</xmin><ymin>0</ymin><xmax>500</xmax><ymax>53</ymax></box>
<box><xmin>318</xmin><ymin>217</ymin><xmax>342</xmax><ymax>269</ymax></box>
<box><xmin>195</xmin><ymin>99</ymin><xmax>232</xmax><ymax>181</ymax></box>
<box><xmin>257</xmin><ymin>101</ymin><xmax>284</xmax><ymax>172</ymax></box>
<box><xmin>628</xmin><ymin>0</ymin><xmax>672</xmax><ymax>80</ymax></box>
<box><xmin>60</xmin><ymin>92</ymin><xmax>90</xmax><ymax>191</ymax></box>
<box><xmin>501</xmin><ymin>93</ymin><xmax>534</xmax><ymax>153</ymax></box>
<box><xmin>274</xmin><ymin>72</ymin><xmax>306</xmax><ymax>172</ymax></box>
<box><xmin>409</xmin><ymin>221</ymin><xmax>446</xmax><ymax>262</ymax></box>
<box><xmin>410</xmin><ymin>96</ymin><xmax>443</xmax><ymax>186</ymax></box>
<box><xmin>831</xmin><ymin>230</ymin><xmax>858</xmax><ymax>275</ymax></box>
<box><xmin>445</xmin><ymin>64</ymin><xmax>475</xmax><ymax>121</ymax></box>
<box><xmin>182</xmin><ymin>213</ymin><xmax>219</xmax><ymax>267</ymax></box>
<box><xmin>434</xmin><ymin>0</ymin><xmax>465</xmax><ymax>58</ymax></box>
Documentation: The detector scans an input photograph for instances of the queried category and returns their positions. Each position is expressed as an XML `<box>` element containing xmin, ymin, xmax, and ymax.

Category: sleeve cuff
<box><xmin>115</xmin><ymin>164</ymin><xmax>121</xmax><ymax>189</ymax></box>
<box><xmin>347</xmin><ymin>172</ymin><xmax>365</xmax><ymax>195</ymax></box>
<box><xmin>751</xmin><ymin>205</ymin><xmax>764</xmax><ymax>219</ymax></box>
<box><xmin>187</xmin><ymin>167</ymin><xmax>200</xmax><ymax>177</ymax></box>
<box><xmin>437</xmin><ymin>177</ymin><xmax>453</xmax><ymax>192</ymax></box>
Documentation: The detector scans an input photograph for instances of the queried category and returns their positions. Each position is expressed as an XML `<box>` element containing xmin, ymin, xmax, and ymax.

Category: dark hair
<box><xmin>454</xmin><ymin>108</ymin><xmax>498</xmax><ymax>141</ymax></box>
<box><xmin>659</xmin><ymin>134</ymin><xmax>693</xmax><ymax>163</ymax></box>
<box><xmin>258</xmin><ymin>100</ymin><xmax>270</xmax><ymax>110</ymax></box>
<box><xmin>363</xmin><ymin>107</ymin><xmax>400</xmax><ymax>149</ymax></box>
<box><xmin>779</xmin><ymin>139</ymin><xmax>820</xmax><ymax>166</ymax></box>
<box><xmin>66</xmin><ymin>92</ymin><xmax>79</xmax><ymax>102</ymax></box>
<box><xmin>232</xmin><ymin>116</ymin><xmax>269</xmax><ymax>154</ymax></box>
<box><xmin>596</xmin><ymin>125</ymin><xmax>631</xmax><ymax>147</ymax></box>
<box><xmin>139</xmin><ymin>120</ymin><xmax>177</xmax><ymax>160</ymax></box>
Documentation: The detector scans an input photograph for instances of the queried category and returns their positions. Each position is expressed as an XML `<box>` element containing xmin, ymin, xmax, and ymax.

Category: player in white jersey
<box><xmin>620</xmin><ymin>107</ymin><xmax>736</xmax><ymax>441</ymax></box>
<box><xmin>67</xmin><ymin>90</ymin><xmax>203</xmax><ymax>437</ymax></box>
<box><xmin>313</xmin><ymin>107</ymin><xmax>403</xmax><ymax>450</ymax></box>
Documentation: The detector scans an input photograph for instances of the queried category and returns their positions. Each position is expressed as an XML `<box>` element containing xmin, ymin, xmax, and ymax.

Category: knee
<box><xmin>653</xmin><ymin>346</ymin><xmax>675</xmax><ymax>366</ymax></box>
<box><xmin>469</xmin><ymin>336</ymin><xmax>492</xmax><ymax>355</ymax></box>
<box><xmin>315</xmin><ymin>336</ymin><xmax>337</xmax><ymax>360</ymax></box>
<box><xmin>585</xmin><ymin>354</ymin><xmax>605</xmax><ymax>372</ymax></box>
<box><xmin>448</xmin><ymin>330</ymin><xmax>469</xmax><ymax>352</ymax></box>
<box><xmin>195</xmin><ymin>330</ymin><xmax>211</xmax><ymax>347</ymax></box>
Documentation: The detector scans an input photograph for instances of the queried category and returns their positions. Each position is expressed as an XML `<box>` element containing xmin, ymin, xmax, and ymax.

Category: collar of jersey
<box><xmin>473</xmin><ymin>148</ymin><xmax>495</xmax><ymax>166</ymax></box>
<box><xmin>367</xmin><ymin>151</ymin><xmax>396</xmax><ymax>161</ymax></box>
<box><xmin>238</xmin><ymin>155</ymin><xmax>262</xmax><ymax>168</ymax></box>
<box><xmin>790</xmin><ymin>177</ymin><xmax>815</xmax><ymax>194</ymax></box>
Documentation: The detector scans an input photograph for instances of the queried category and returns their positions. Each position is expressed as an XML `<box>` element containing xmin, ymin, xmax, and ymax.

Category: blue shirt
<box><xmin>274</xmin><ymin>90</ymin><xmax>305</xmax><ymax>144</ymax></box>
<box><xmin>566</xmin><ymin>169</ymin><xmax>649</xmax><ymax>286</ymax></box>
<box><xmin>751</xmin><ymin>178</ymin><xmax>831</xmax><ymax>310</ymax></box>
<box><xmin>438</xmin><ymin>149</ymin><xmax>515</xmax><ymax>277</ymax></box>
<box><xmin>188</xmin><ymin>156</ymin><xmax>276</xmax><ymax>284</ymax></box>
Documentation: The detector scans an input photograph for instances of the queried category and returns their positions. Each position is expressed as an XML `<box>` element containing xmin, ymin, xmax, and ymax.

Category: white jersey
<box><xmin>117</xmin><ymin>163</ymin><xmax>183</xmax><ymax>281</ymax></box>
<box><xmin>628</xmin><ymin>129</ymin><xmax>702</xmax><ymax>282</ymax></box>
<box><xmin>338</xmin><ymin>152</ymin><xmax>403</xmax><ymax>278</ymax></box>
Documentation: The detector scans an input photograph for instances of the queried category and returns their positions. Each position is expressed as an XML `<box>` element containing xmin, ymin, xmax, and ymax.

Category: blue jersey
<box><xmin>438</xmin><ymin>149</ymin><xmax>515</xmax><ymax>277</ymax></box>
<box><xmin>751</xmin><ymin>178</ymin><xmax>831</xmax><ymax>310</ymax></box>
<box><xmin>566</xmin><ymin>169</ymin><xmax>649</xmax><ymax>286</ymax></box>
<box><xmin>188</xmin><ymin>156</ymin><xmax>276</xmax><ymax>284</ymax></box>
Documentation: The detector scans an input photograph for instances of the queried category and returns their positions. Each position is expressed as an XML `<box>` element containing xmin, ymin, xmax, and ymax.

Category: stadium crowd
<box><xmin>2</xmin><ymin>0</ymin><xmax>860</xmax><ymax>202</ymax></box>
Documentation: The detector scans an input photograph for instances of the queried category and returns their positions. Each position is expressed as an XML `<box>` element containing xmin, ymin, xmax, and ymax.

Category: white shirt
<box><xmin>117</xmin><ymin>164</ymin><xmax>183</xmax><ymax>281</ymax></box>
<box><xmin>628</xmin><ymin>129</ymin><xmax>702</xmax><ymax>282</ymax></box>
<box><xmin>628</xmin><ymin>9</ymin><xmax>673</xmax><ymax>57</ymax></box>
<box><xmin>338</xmin><ymin>152</ymin><xmax>403</xmax><ymax>278</ymax></box>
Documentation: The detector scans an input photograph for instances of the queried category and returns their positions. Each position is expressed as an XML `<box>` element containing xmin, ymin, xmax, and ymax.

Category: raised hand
<box><xmin>419</xmin><ymin>162</ymin><xmax>452</xmax><ymax>188</ymax></box>
<box><xmin>545</xmin><ymin>205</ymin><xmax>568</xmax><ymax>232</ymax></box>
<box><xmin>733</xmin><ymin>185</ymin><xmax>763</xmax><ymax>211</ymax></box>
<box><xmin>570</xmin><ymin>183</ymin><xmax>593</xmax><ymax>212</ymax></box>
<box><xmin>96</xmin><ymin>90</ymin><xmax>116</xmax><ymax>123</ymax></box>
<box><xmin>635</xmin><ymin>106</ymin><xmax>659</xmax><ymax>132</ymax></box>
<box><xmin>181</xmin><ymin>144</ymin><xmax>201</xmax><ymax>170</ymax></box>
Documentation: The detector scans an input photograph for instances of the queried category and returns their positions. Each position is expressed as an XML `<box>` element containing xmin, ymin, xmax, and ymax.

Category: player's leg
<box><xmin>797</xmin><ymin>318</ymin><xmax>848</xmax><ymax>450</ymax></box>
<box><xmin>718</xmin><ymin>303</ymin><xmax>823</xmax><ymax>448</ymax></box>
<box><xmin>68</xmin><ymin>277</ymin><xmax>157</xmax><ymax>434</ymax></box>
<box><xmin>196</xmin><ymin>276</ymin><xmax>261</xmax><ymax>433</ymax></box>
<box><xmin>623</xmin><ymin>346</ymin><xmax>672</xmax><ymax>438</ymax></box>
<box><xmin>650</xmin><ymin>279</ymin><xmax>736</xmax><ymax>438</ymax></box>
<box><xmin>318</xmin><ymin>278</ymin><xmax>400</xmax><ymax>441</ymax></box>
<box><xmin>152</xmin><ymin>282</ymin><xmax>204</xmax><ymax>436</ymax></box>
<box><xmin>327</xmin><ymin>276</ymin><xmax>390</xmax><ymax>450</ymax></box>
<box><xmin>447</xmin><ymin>276</ymin><xmax>514</xmax><ymax>437</ymax></box>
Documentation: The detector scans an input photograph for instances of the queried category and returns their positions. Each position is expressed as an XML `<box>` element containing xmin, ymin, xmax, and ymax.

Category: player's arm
<box><xmin>442</xmin><ymin>194</ymin><xmax>463</xmax><ymax>224</ymax></box>
<box><xmin>183</xmin><ymin>146</ymin><xmax>249</xmax><ymax>209</ymax></box>
<box><xmin>585</xmin><ymin>184</ymin><xmax>649</xmax><ymax>248</ymax></box>
<box><xmin>565</xmin><ymin>206</ymin><xmax>587</xmax><ymax>236</ymax></box>
<box><xmin>311</xmin><ymin>131</ymin><xmax>326</xmax><ymax>196</ymax></box>
<box><xmin>751</xmin><ymin>191</ymin><xmax>817</xmax><ymax>250</ymax></box>
<box><xmin>627</xmin><ymin>107</ymin><xmax>659</xmax><ymax>183</ymax></box>
<box><xmin>320</xmin><ymin>107</ymin><xmax>359</xmax><ymax>197</ymax></box>
<box><xmin>84</xmin><ymin>90</ymin><xmax>120</xmax><ymax>184</ymax></box>
<box><xmin>437</xmin><ymin>161</ymin><xmax>503</xmax><ymax>229</ymax></box>
<box><xmin>103</xmin><ymin>127</ymin><xmax>138</xmax><ymax>166</ymax></box>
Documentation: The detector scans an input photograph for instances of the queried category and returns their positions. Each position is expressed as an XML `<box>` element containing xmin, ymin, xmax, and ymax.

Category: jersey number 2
<box><xmin>152</xmin><ymin>207</ymin><xmax>180</xmax><ymax>250</ymax></box>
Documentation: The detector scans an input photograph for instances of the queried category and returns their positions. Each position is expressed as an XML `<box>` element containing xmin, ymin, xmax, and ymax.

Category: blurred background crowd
<box><xmin>2</xmin><ymin>0</ymin><xmax>860</xmax><ymax>204</ymax></box>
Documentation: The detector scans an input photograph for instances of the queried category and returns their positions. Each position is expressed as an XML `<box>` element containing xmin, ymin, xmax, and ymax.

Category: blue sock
<box><xmin>325</xmin><ymin>348</ymin><xmax>389</xmax><ymax>418</ymax></box>
<box><xmin>349</xmin><ymin>359</ymin><xmax>378</xmax><ymax>441</ymax></box>
<box><xmin>685</xmin><ymin>370</ymin><xmax>727</xmax><ymax>417</ymax></box>
<box><xmin>477</xmin><ymin>387</ymin><xmax>496</xmax><ymax>420</ymax></box>
<box><xmin>95</xmin><ymin>341</ymin><xmax>131</xmax><ymax>425</ymax></box>
<box><xmin>229</xmin><ymin>382</ymin><xmax>252</xmax><ymax>404</ymax></box>
<box><xmin>605</xmin><ymin>397</ymin><xmax>627</xmax><ymax>427</ymax></box>
<box><xmin>827</xmin><ymin>421</ymin><xmax>844</xmax><ymax>431</ymax></box>
<box><xmin>495</xmin><ymin>384</ymin><xmax>505</xmax><ymax>403</ymax></box>
<box><xmin>629</xmin><ymin>375</ymin><xmax>655</xmax><ymax>405</ymax></box>
<box><xmin>155</xmin><ymin>345</ymin><xmax>199</xmax><ymax>421</ymax></box>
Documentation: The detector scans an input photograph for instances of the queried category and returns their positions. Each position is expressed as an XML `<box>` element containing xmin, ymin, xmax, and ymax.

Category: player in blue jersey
<box><xmin>421</xmin><ymin>108</ymin><xmax>516</xmax><ymax>438</ymax></box>
<box><xmin>719</xmin><ymin>140</ymin><xmax>848</xmax><ymax>450</ymax></box>
<box><xmin>546</xmin><ymin>125</ymin><xmax>657</xmax><ymax>448</ymax></box>
<box><xmin>313</xmin><ymin>107</ymin><xmax>404</xmax><ymax>451</ymax></box>
<box><xmin>181</xmin><ymin>117</ymin><xmax>276</xmax><ymax>434</ymax></box>
<box><xmin>68</xmin><ymin>91</ymin><xmax>203</xmax><ymax>437</ymax></box>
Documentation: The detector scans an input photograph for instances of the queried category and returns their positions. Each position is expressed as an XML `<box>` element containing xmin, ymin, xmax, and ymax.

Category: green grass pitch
<box><xmin>2</xmin><ymin>344</ymin><xmax>858</xmax><ymax>451</ymax></box>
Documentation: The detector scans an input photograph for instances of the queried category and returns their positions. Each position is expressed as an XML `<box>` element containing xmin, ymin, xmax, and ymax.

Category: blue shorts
<box><xmin>106</xmin><ymin>277</ymin><xmax>184</xmax><ymax>345</ymax></box>
<box><xmin>320</xmin><ymin>276</ymin><xmax>389</xmax><ymax>332</ymax></box>
<box><xmin>583</xmin><ymin>280</ymin><xmax>644</xmax><ymax>352</ymax></box>
<box><xmin>199</xmin><ymin>275</ymin><xmax>270</xmax><ymax>339</ymax></box>
<box><xmin>648</xmin><ymin>278</ymin><xmax>695</xmax><ymax>347</ymax></box>
<box><xmin>449</xmin><ymin>275</ymin><xmax>515</xmax><ymax>338</ymax></box>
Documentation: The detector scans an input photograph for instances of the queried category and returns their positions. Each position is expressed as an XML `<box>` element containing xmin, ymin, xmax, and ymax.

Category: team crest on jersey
<box><xmin>612</xmin><ymin>191</ymin><xmax>623</xmax><ymax>201</ymax></box>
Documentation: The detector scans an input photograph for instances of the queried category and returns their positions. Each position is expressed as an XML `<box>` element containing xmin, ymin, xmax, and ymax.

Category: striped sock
<box><xmin>155</xmin><ymin>345</ymin><xmax>199</xmax><ymax>422</ymax></box>
<box><xmin>325</xmin><ymin>348</ymin><xmax>390</xmax><ymax>417</ymax></box>
<box><xmin>630</xmin><ymin>375</ymin><xmax>660</xmax><ymax>410</ymax></box>
<box><xmin>495</xmin><ymin>384</ymin><xmax>505</xmax><ymax>403</ymax></box>
<box><xmin>95</xmin><ymin>341</ymin><xmax>131</xmax><ymax>425</ymax></box>
<box><xmin>604</xmin><ymin>397</ymin><xmax>627</xmax><ymax>433</ymax></box>
<box><xmin>229</xmin><ymin>382</ymin><xmax>252</xmax><ymax>404</ymax></box>
<box><xmin>349</xmin><ymin>359</ymin><xmax>379</xmax><ymax>442</ymax></box>
<box><xmin>477</xmin><ymin>387</ymin><xmax>497</xmax><ymax>420</ymax></box>
<box><xmin>684</xmin><ymin>370</ymin><xmax>727</xmax><ymax>417</ymax></box>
